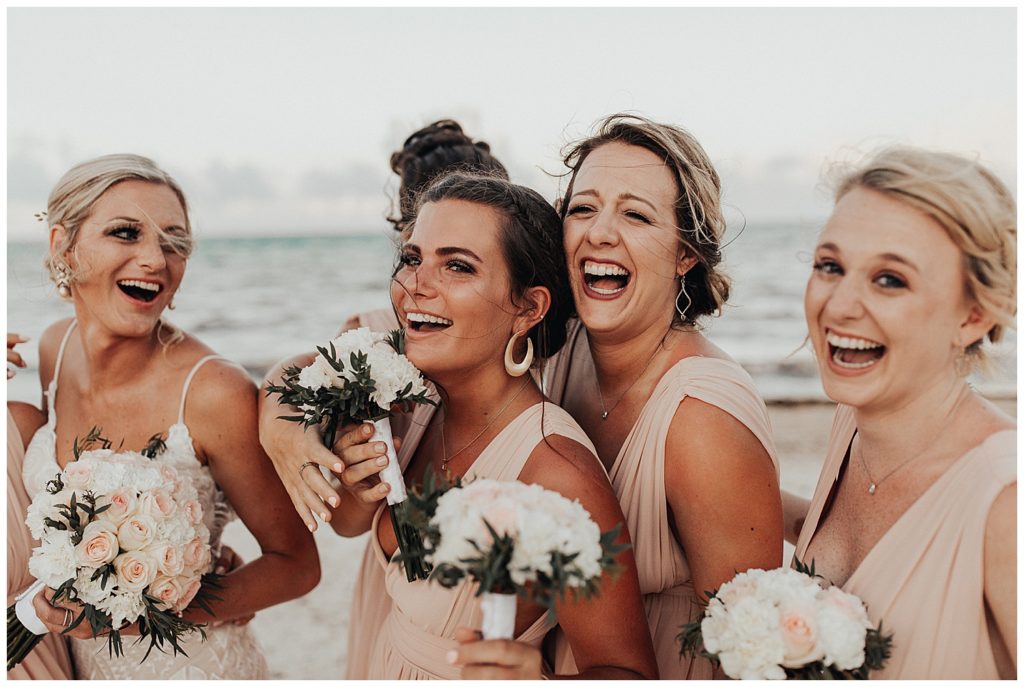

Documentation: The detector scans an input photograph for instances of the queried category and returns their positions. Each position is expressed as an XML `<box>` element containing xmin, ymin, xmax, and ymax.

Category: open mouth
<box><xmin>406</xmin><ymin>311</ymin><xmax>453</xmax><ymax>333</ymax></box>
<box><xmin>582</xmin><ymin>260</ymin><xmax>631</xmax><ymax>296</ymax></box>
<box><xmin>826</xmin><ymin>331</ymin><xmax>886</xmax><ymax>370</ymax></box>
<box><xmin>117</xmin><ymin>279</ymin><xmax>162</xmax><ymax>304</ymax></box>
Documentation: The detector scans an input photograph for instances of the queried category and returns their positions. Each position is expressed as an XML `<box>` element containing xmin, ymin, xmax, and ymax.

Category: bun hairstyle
<box><xmin>834</xmin><ymin>146</ymin><xmax>1016</xmax><ymax>365</ymax></box>
<box><xmin>408</xmin><ymin>172</ymin><xmax>573</xmax><ymax>362</ymax></box>
<box><xmin>388</xmin><ymin>119</ymin><xmax>509</xmax><ymax>233</ymax></box>
<box><xmin>560</xmin><ymin>113</ymin><xmax>730</xmax><ymax>327</ymax></box>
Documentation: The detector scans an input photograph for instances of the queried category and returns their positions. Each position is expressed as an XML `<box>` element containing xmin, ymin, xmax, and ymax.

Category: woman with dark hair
<box><xmin>332</xmin><ymin>172</ymin><xmax>656</xmax><ymax>679</ymax></box>
<box><xmin>539</xmin><ymin>114</ymin><xmax>784</xmax><ymax>678</ymax></box>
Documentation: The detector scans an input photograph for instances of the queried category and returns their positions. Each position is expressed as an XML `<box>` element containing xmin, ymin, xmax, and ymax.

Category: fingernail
<box><xmin>215</xmin><ymin>566</ymin><xmax>226</xmax><ymax>575</ymax></box>
<box><xmin>377</xmin><ymin>443</ymin><xmax>387</xmax><ymax>453</ymax></box>
<box><xmin>376</xmin><ymin>456</ymin><xmax>388</xmax><ymax>466</ymax></box>
<box><xmin>327</xmin><ymin>496</ymin><xmax>338</xmax><ymax>508</ymax></box>
<box><xmin>319</xmin><ymin>512</ymin><xmax>328</xmax><ymax>521</ymax></box>
<box><xmin>363</xmin><ymin>425</ymin><xmax>372</xmax><ymax>435</ymax></box>
<box><xmin>6</xmin><ymin>370</ymin><xmax>13</xmax><ymax>379</ymax></box>
<box><xmin>307</xmin><ymin>523</ymin><xmax>315</xmax><ymax>532</ymax></box>
<box><xmin>380</xmin><ymin>483</ymin><xmax>390</xmax><ymax>493</ymax></box>
<box><xmin>446</xmin><ymin>650</ymin><xmax>458</xmax><ymax>665</ymax></box>
<box><xmin>333</xmin><ymin>463</ymin><xmax>343</xmax><ymax>472</ymax></box>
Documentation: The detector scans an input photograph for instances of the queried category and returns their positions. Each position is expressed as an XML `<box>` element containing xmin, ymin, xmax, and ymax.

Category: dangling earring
<box><xmin>167</xmin><ymin>296</ymin><xmax>176</xmax><ymax>311</ymax></box>
<box><xmin>504</xmin><ymin>331</ymin><xmax>534</xmax><ymax>377</ymax></box>
<box><xmin>674</xmin><ymin>276</ymin><xmax>692</xmax><ymax>322</ymax></box>
<box><xmin>54</xmin><ymin>263</ymin><xmax>72</xmax><ymax>299</ymax></box>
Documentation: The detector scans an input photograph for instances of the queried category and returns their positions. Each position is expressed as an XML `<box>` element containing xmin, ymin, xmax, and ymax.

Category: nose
<box><xmin>585</xmin><ymin>208</ymin><xmax>620</xmax><ymax>248</ymax></box>
<box><xmin>822</xmin><ymin>274</ymin><xmax>866</xmax><ymax>321</ymax></box>
<box><xmin>136</xmin><ymin>229</ymin><xmax>167</xmax><ymax>272</ymax></box>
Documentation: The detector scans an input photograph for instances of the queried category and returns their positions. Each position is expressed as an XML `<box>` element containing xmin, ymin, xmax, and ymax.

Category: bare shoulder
<box><xmin>8</xmin><ymin>401</ymin><xmax>46</xmax><ymax>449</ymax></box>
<box><xmin>185</xmin><ymin>355</ymin><xmax>256</xmax><ymax>414</ymax></box>
<box><xmin>519</xmin><ymin>433</ymin><xmax>610</xmax><ymax>499</ymax></box>
<box><xmin>666</xmin><ymin>395</ymin><xmax>774</xmax><ymax>481</ymax></box>
<box><xmin>37</xmin><ymin>318</ymin><xmax>76</xmax><ymax>387</ymax></box>
<box><xmin>336</xmin><ymin>313</ymin><xmax>363</xmax><ymax>336</ymax></box>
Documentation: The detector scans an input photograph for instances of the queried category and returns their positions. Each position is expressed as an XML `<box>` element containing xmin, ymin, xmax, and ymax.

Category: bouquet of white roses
<box><xmin>8</xmin><ymin>430</ymin><xmax>216</xmax><ymax>670</ymax></box>
<box><xmin>423</xmin><ymin>479</ymin><xmax>627</xmax><ymax>639</ymax></box>
<box><xmin>265</xmin><ymin>327</ymin><xmax>436</xmax><ymax>580</ymax></box>
<box><xmin>679</xmin><ymin>559</ymin><xmax>892</xmax><ymax>679</ymax></box>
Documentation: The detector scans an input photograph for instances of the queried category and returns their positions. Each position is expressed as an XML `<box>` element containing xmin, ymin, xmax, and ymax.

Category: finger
<box><xmin>353</xmin><ymin>480</ymin><xmax>391</xmax><ymax>505</ymax></box>
<box><xmin>298</xmin><ymin>461</ymin><xmax>343</xmax><ymax>508</ymax></box>
<box><xmin>333</xmin><ymin>422</ymin><xmax>376</xmax><ymax>454</ymax></box>
<box><xmin>338</xmin><ymin>454</ymin><xmax>389</xmax><ymax>487</ymax></box>
<box><xmin>285</xmin><ymin>489</ymin><xmax>320</xmax><ymax>532</ymax></box>
<box><xmin>7</xmin><ymin>333</ymin><xmax>28</xmax><ymax>348</ymax></box>
<box><xmin>454</xmin><ymin>626</ymin><xmax>483</xmax><ymax>645</ymax></box>
<box><xmin>7</xmin><ymin>350</ymin><xmax>25</xmax><ymax>367</ymax></box>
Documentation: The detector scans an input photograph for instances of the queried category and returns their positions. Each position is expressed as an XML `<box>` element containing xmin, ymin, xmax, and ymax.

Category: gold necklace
<box><xmin>440</xmin><ymin>378</ymin><xmax>530</xmax><ymax>474</ymax></box>
<box><xmin>596</xmin><ymin>336</ymin><xmax>665</xmax><ymax>420</ymax></box>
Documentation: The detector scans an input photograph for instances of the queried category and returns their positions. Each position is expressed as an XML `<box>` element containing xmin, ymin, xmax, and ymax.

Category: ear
<box><xmin>955</xmin><ymin>304</ymin><xmax>996</xmax><ymax>350</ymax></box>
<box><xmin>49</xmin><ymin>224</ymin><xmax>72</xmax><ymax>265</ymax></box>
<box><xmin>676</xmin><ymin>251</ymin><xmax>698</xmax><ymax>278</ymax></box>
<box><xmin>512</xmin><ymin>286</ymin><xmax>552</xmax><ymax>336</ymax></box>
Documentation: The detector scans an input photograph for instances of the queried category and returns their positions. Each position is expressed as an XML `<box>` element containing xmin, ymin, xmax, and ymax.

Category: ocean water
<box><xmin>6</xmin><ymin>226</ymin><xmax>1016</xmax><ymax>404</ymax></box>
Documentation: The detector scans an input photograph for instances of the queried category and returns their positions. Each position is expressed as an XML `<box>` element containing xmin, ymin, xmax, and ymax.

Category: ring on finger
<box><xmin>62</xmin><ymin>608</ymin><xmax>72</xmax><ymax>628</ymax></box>
<box><xmin>298</xmin><ymin>461</ymin><xmax>319</xmax><ymax>478</ymax></box>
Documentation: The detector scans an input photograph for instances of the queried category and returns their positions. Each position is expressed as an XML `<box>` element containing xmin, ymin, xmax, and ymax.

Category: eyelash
<box><xmin>397</xmin><ymin>253</ymin><xmax>475</xmax><ymax>275</ymax></box>
<box><xmin>109</xmin><ymin>224</ymin><xmax>140</xmax><ymax>240</ymax></box>
<box><xmin>567</xmin><ymin>204</ymin><xmax>651</xmax><ymax>224</ymax></box>
<box><xmin>813</xmin><ymin>260</ymin><xmax>908</xmax><ymax>289</ymax></box>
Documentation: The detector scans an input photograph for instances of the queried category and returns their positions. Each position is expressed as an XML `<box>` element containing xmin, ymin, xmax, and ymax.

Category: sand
<box><xmin>221</xmin><ymin>398</ymin><xmax>1017</xmax><ymax>679</ymax></box>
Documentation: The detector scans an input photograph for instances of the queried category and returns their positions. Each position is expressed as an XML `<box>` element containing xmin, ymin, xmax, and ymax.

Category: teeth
<box><xmin>406</xmin><ymin>312</ymin><xmax>453</xmax><ymax>326</ymax></box>
<box><xmin>826</xmin><ymin>332</ymin><xmax>883</xmax><ymax>350</ymax></box>
<box><xmin>118</xmin><ymin>280</ymin><xmax>161</xmax><ymax>292</ymax></box>
<box><xmin>583</xmin><ymin>260</ymin><xmax>629</xmax><ymax>277</ymax></box>
<box><xmin>591</xmin><ymin>285</ymin><xmax>625</xmax><ymax>295</ymax></box>
<box><xmin>831</xmin><ymin>350</ymin><xmax>879</xmax><ymax>369</ymax></box>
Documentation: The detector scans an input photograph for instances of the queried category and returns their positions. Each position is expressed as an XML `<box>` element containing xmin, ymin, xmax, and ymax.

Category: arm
<box><xmin>782</xmin><ymin>489</ymin><xmax>811</xmax><ymax>546</ymax></box>
<box><xmin>453</xmin><ymin>436</ymin><xmax>658</xmax><ymax>680</ymax></box>
<box><xmin>665</xmin><ymin>397</ymin><xmax>784</xmax><ymax>601</ymax></box>
<box><xmin>8</xmin><ymin>401</ymin><xmax>45</xmax><ymax>450</ymax></box>
<box><xmin>185</xmin><ymin>360</ymin><xmax>320</xmax><ymax>623</ymax></box>
<box><xmin>984</xmin><ymin>482</ymin><xmax>1016</xmax><ymax>674</ymax></box>
<box><xmin>7</xmin><ymin>332</ymin><xmax>29</xmax><ymax>379</ymax></box>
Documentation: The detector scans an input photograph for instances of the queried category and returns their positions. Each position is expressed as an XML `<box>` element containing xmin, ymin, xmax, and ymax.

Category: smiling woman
<box><xmin>18</xmin><ymin>154</ymin><xmax>320</xmax><ymax>680</ymax></box>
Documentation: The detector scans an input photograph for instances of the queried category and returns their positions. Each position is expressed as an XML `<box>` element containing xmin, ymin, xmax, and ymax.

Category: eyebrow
<box><xmin>817</xmin><ymin>242</ymin><xmax>920</xmax><ymax>272</ymax></box>
<box><xmin>402</xmin><ymin>243</ymin><xmax>482</xmax><ymax>263</ymax></box>
<box><xmin>571</xmin><ymin>188</ymin><xmax>658</xmax><ymax>213</ymax></box>
<box><xmin>102</xmin><ymin>216</ymin><xmax>187</xmax><ymax>234</ymax></box>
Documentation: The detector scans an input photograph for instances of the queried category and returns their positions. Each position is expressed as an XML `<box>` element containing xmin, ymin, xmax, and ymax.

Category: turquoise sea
<box><xmin>7</xmin><ymin>227</ymin><xmax>1016</xmax><ymax>404</ymax></box>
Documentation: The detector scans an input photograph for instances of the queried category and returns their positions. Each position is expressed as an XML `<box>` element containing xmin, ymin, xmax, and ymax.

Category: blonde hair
<box><xmin>45</xmin><ymin>153</ymin><xmax>194</xmax><ymax>345</ymax></box>
<box><xmin>560</xmin><ymin>113</ymin><xmax>730</xmax><ymax>326</ymax></box>
<box><xmin>834</xmin><ymin>146</ymin><xmax>1016</xmax><ymax>365</ymax></box>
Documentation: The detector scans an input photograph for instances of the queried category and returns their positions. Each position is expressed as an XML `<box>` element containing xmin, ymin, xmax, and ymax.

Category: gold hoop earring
<box><xmin>504</xmin><ymin>332</ymin><xmax>533</xmax><ymax>377</ymax></box>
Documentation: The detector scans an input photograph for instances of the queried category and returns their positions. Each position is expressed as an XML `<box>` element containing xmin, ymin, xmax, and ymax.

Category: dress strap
<box><xmin>177</xmin><ymin>355</ymin><xmax>227</xmax><ymax>424</ymax></box>
<box><xmin>45</xmin><ymin>320</ymin><xmax>78</xmax><ymax>428</ymax></box>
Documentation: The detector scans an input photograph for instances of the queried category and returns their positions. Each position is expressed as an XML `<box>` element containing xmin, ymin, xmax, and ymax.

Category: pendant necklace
<box><xmin>440</xmin><ymin>378</ymin><xmax>530</xmax><ymax>474</ymax></box>
<box><xmin>595</xmin><ymin>336</ymin><xmax>665</xmax><ymax>420</ymax></box>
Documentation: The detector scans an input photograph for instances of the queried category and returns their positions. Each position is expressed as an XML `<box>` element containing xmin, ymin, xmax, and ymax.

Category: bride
<box><xmin>23</xmin><ymin>154</ymin><xmax>320</xmax><ymax>679</ymax></box>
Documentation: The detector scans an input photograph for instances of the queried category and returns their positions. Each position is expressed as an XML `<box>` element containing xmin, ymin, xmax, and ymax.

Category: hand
<box><xmin>209</xmin><ymin>545</ymin><xmax>255</xmax><ymax>627</ymax></box>
<box><xmin>31</xmin><ymin>586</ymin><xmax>140</xmax><ymax>639</ymax></box>
<box><xmin>332</xmin><ymin>421</ymin><xmax>399</xmax><ymax>506</ymax></box>
<box><xmin>447</xmin><ymin>626</ymin><xmax>544</xmax><ymax>680</ymax></box>
<box><xmin>7</xmin><ymin>332</ymin><xmax>28</xmax><ymax>379</ymax></box>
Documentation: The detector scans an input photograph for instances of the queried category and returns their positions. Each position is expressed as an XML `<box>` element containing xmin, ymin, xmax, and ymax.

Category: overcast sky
<box><xmin>7</xmin><ymin>7</ymin><xmax>1016</xmax><ymax>239</ymax></box>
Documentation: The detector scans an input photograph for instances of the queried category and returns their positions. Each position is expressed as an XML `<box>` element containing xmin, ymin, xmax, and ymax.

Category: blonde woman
<box><xmin>790</xmin><ymin>147</ymin><xmax>1016</xmax><ymax>678</ymax></box>
<box><xmin>21</xmin><ymin>155</ymin><xmax>319</xmax><ymax>679</ymax></box>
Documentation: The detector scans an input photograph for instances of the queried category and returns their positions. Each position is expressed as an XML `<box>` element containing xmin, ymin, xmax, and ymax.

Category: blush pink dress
<box><xmin>543</xmin><ymin>319</ymin><xmax>780</xmax><ymax>679</ymax></box>
<box><xmin>7</xmin><ymin>411</ymin><xmax>74</xmax><ymax>680</ymax></box>
<box><xmin>794</xmin><ymin>405</ymin><xmax>1016</xmax><ymax>679</ymax></box>
<box><xmin>363</xmin><ymin>402</ymin><xmax>596</xmax><ymax>679</ymax></box>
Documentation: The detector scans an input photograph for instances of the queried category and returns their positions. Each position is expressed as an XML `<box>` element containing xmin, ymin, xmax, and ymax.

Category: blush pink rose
<box><xmin>158</xmin><ymin>465</ymin><xmax>182</xmax><ymax>494</ymax></box>
<box><xmin>63</xmin><ymin>461</ymin><xmax>93</xmax><ymax>489</ymax></box>
<box><xmin>779</xmin><ymin>602</ymin><xmax>824</xmax><ymax>668</ymax></box>
<box><xmin>149</xmin><ymin>575</ymin><xmax>185</xmax><ymax>611</ymax></box>
<box><xmin>819</xmin><ymin>586</ymin><xmax>870</xmax><ymax>626</ymax></box>
<box><xmin>182</xmin><ymin>537</ymin><xmax>206</xmax><ymax>569</ymax></box>
<box><xmin>146</xmin><ymin>543</ymin><xmax>185</xmax><ymax>577</ymax></box>
<box><xmin>184</xmin><ymin>500</ymin><xmax>204</xmax><ymax>525</ymax></box>
<box><xmin>113</xmin><ymin>551</ymin><xmax>158</xmax><ymax>593</ymax></box>
<box><xmin>103</xmin><ymin>488</ymin><xmax>138</xmax><ymax>524</ymax></box>
<box><xmin>139</xmin><ymin>489</ymin><xmax>177</xmax><ymax>519</ymax></box>
<box><xmin>175</xmin><ymin>576</ymin><xmax>203</xmax><ymax>612</ymax></box>
<box><xmin>117</xmin><ymin>514</ymin><xmax>157</xmax><ymax>550</ymax></box>
<box><xmin>74</xmin><ymin>520</ymin><xmax>119</xmax><ymax>567</ymax></box>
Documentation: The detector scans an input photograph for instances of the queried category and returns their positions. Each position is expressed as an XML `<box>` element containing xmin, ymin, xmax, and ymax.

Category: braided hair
<box><xmin>408</xmin><ymin>172</ymin><xmax>572</xmax><ymax>361</ymax></box>
<box><xmin>388</xmin><ymin>120</ymin><xmax>509</xmax><ymax>233</ymax></box>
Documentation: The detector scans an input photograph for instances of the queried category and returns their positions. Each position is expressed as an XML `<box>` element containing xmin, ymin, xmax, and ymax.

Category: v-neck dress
<box><xmin>543</xmin><ymin>319</ymin><xmax>780</xmax><ymax>679</ymax></box>
<box><xmin>794</xmin><ymin>404</ymin><xmax>1016</xmax><ymax>679</ymax></box>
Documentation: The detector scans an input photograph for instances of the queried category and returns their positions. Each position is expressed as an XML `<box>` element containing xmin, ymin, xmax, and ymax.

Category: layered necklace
<box><xmin>440</xmin><ymin>377</ymin><xmax>531</xmax><ymax>475</ymax></box>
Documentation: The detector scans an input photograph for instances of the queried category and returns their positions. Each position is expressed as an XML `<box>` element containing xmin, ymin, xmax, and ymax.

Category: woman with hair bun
<box><xmin>789</xmin><ymin>147</ymin><xmax>1016</xmax><ymax>679</ymax></box>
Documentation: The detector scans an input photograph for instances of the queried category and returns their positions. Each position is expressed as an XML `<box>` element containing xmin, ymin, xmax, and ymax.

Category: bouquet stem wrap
<box><xmin>8</xmin><ymin>580</ymin><xmax>47</xmax><ymax>671</ymax></box>
<box><xmin>480</xmin><ymin>592</ymin><xmax>516</xmax><ymax>640</ymax></box>
<box><xmin>371</xmin><ymin>418</ymin><xmax>406</xmax><ymax>506</ymax></box>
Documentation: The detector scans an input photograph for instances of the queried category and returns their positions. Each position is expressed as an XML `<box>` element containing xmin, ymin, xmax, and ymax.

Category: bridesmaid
<box><xmin>789</xmin><ymin>147</ymin><xmax>1016</xmax><ymax>679</ymax></box>
<box><xmin>333</xmin><ymin>172</ymin><xmax>657</xmax><ymax>679</ymax></box>
<box><xmin>540</xmin><ymin>114</ymin><xmax>784</xmax><ymax>679</ymax></box>
<box><xmin>8</xmin><ymin>334</ymin><xmax>73</xmax><ymax>679</ymax></box>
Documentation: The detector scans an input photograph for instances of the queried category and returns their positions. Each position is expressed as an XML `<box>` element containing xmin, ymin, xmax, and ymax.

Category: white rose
<box><xmin>778</xmin><ymin>599</ymin><xmax>825</xmax><ymax>668</ymax></box>
<box><xmin>74</xmin><ymin>520</ymin><xmax>120</xmax><ymax>568</ymax></box>
<box><xmin>149</xmin><ymin>575</ymin><xmax>185</xmax><ymax>611</ymax></box>
<box><xmin>117</xmin><ymin>513</ymin><xmax>158</xmax><ymax>550</ymax></box>
<box><xmin>112</xmin><ymin>551</ymin><xmax>158</xmax><ymax>593</ymax></box>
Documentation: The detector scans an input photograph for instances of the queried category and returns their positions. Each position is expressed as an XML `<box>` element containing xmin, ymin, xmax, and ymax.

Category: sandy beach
<box><xmin>222</xmin><ymin>398</ymin><xmax>1016</xmax><ymax>679</ymax></box>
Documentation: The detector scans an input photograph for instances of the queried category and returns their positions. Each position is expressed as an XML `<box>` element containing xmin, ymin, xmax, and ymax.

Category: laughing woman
<box><xmin>331</xmin><ymin>173</ymin><xmax>657</xmax><ymax>679</ymax></box>
<box><xmin>22</xmin><ymin>154</ymin><xmax>319</xmax><ymax>679</ymax></box>
<box><xmin>790</xmin><ymin>148</ymin><xmax>1016</xmax><ymax>679</ymax></box>
<box><xmin>542</xmin><ymin>115</ymin><xmax>784</xmax><ymax>679</ymax></box>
